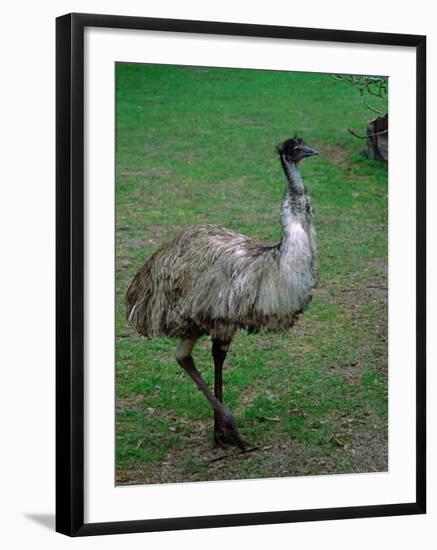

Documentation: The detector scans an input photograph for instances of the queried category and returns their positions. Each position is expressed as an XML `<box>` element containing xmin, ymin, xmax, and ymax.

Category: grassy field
<box><xmin>115</xmin><ymin>64</ymin><xmax>388</xmax><ymax>485</ymax></box>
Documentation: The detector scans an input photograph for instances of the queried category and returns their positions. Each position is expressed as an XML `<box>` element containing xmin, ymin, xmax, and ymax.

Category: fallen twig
<box><xmin>330</xmin><ymin>435</ymin><xmax>345</xmax><ymax>447</ymax></box>
<box><xmin>257</xmin><ymin>415</ymin><xmax>281</xmax><ymax>422</ymax></box>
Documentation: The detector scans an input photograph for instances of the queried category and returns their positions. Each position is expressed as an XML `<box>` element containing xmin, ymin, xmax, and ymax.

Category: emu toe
<box><xmin>214</xmin><ymin>412</ymin><xmax>247</xmax><ymax>452</ymax></box>
<box><xmin>214</xmin><ymin>430</ymin><xmax>247</xmax><ymax>452</ymax></box>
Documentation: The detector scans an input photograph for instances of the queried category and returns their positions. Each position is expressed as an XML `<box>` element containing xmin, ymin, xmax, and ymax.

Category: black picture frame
<box><xmin>56</xmin><ymin>12</ymin><xmax>426</xmax><ymax>537</ymax></box>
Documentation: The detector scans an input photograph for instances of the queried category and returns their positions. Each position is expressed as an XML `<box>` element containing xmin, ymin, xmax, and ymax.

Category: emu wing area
<box><xmin>126</xmin><ymin>224</ymin><xmax>302</xmax><ymax>340</ymax></box>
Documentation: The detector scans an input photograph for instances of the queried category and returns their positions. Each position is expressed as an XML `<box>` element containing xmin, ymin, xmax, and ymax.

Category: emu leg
<box><xmin>212</xmin><ymin>339</ymin><xmax>231</xmax><ymax>448</ymax></box>
<box><xmin>176</xmin><ymin>339</ymin><xmax>246</xmax><ymax>451</ymax></box>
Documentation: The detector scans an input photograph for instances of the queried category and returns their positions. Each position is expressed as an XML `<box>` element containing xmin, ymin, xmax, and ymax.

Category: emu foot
<box><xmin>213</xmin><ymin>411</ymin><xmax>247</xmax><ymax>452</ymax></box>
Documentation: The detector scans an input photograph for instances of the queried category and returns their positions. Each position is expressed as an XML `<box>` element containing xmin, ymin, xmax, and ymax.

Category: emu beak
<box><xmin>302</xmin><ymin>146</ymin><xmax>318</xmax><ymax>157</ymax></box>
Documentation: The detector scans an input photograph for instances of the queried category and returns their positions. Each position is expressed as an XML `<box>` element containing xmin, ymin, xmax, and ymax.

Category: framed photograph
<box><xmin>56</xmin><ymin>12</ymin><xmax>426</xmax><ymax>536</ymax></box>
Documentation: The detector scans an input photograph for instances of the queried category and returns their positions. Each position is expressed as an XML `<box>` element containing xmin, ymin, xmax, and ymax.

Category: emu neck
<box><xmin>280</xmin><ymin>155</ymin><xmax>305</xmax><ymax>195</ymax></box>
<box><xmin>279</xmin><ymin>156</ymin><xmax>310</xmax><ymax>251</ymax></box>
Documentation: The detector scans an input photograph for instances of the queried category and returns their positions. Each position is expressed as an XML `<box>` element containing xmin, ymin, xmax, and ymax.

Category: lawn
<box><xmin>115</xmin><ymin>63</ymin><xmax>388</xmax><ymax>485</ymax></box>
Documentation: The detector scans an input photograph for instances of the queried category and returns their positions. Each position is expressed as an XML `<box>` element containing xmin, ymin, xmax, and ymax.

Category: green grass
<box><xmin>115</xmin><ymin>63</ymin><xmax>388</xmax><ymax>485</ymax></box>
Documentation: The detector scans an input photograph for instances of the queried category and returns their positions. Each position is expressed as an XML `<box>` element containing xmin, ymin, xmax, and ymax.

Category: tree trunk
<box><xmin>366</xmin><ymin>114</ymin><xmax>388</xmax><ymax>162</ymax></box>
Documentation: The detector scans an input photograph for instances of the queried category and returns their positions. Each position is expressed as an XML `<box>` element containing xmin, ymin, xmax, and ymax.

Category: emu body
<box><xmin>126</xmin><ymin>137</ymin><xmax>318</xmax><ymax>450</ymax></box>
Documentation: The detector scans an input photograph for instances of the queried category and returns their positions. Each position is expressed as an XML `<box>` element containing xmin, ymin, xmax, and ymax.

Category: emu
<box><xmin>126</xmin><ymin>136</ymin><xmax>318</xmax><ymax>451</ymax></box>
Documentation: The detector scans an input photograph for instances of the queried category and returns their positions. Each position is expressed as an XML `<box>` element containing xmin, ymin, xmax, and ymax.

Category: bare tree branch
<box><xmin>347</xmin><ymin>127</ymin><xmax>388</xmax><ymax>139</ymax></box>
<box><xmin>362</xmin><ymin>97</ymin><xmax>386</xmax><ymax>115</ymax></box>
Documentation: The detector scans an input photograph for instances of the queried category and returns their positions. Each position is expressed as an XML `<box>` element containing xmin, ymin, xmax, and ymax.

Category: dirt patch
<box><xmin>116</xmin><ymin>393</ymin><xmax>387</xmax><ymax>486</ymax></box>
<box><xmin>116</xmin><ymin>395</ymin><xmax>147</xmax><ymax>414</ymax></box>
<box><xmin>328</xmin><ymin>361</ymin><xmax>363</xmax><ymax>387</ymax></box>
<box><xmin>347</xmin><ymin>424</ymin><xmax>387</xmax><ymax>472</ymax></box>
<box><xmin>116</xmin><ymin>420</ymin><xmax>387</xmax><ymax>486</ymax></box>
<box><xmin>338</xmin><ymin>263</ymin><xmax>387</xmax><ymax>308</ymax></box>
<box><xmin>323</xmin><ymin>143</ymin><xmax>351</xmax><ymax>166</ymax></box>
<box><xmin>336</xmin><ymin>283</ymin><xmax>387</xmax><ymax>308</ymax></box>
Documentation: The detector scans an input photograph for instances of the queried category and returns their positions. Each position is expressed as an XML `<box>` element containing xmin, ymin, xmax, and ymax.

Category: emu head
<box><xmin>277</xmin><ymin>136</ymin><xmax>318</xmax><ymax>163</ymax></box>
